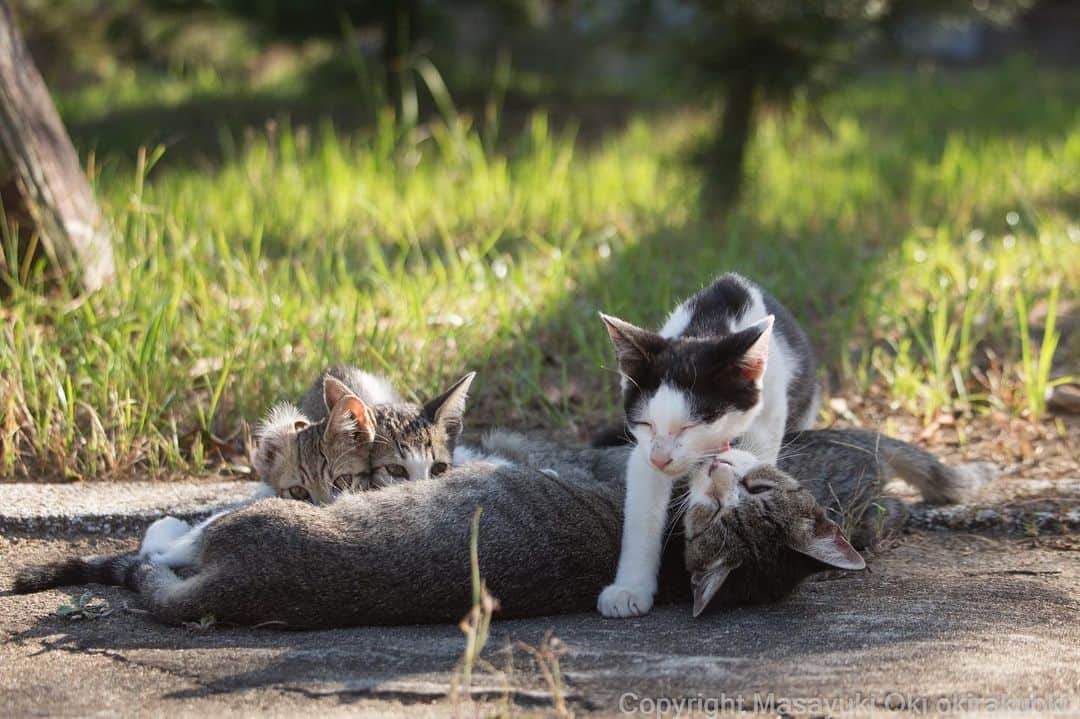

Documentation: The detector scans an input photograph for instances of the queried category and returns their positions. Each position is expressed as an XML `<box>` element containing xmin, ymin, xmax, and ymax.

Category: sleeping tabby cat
<box><xmin>14</xmin><ymin>430</ymin><xmax>994</xmax><ymax>626</ymax></box>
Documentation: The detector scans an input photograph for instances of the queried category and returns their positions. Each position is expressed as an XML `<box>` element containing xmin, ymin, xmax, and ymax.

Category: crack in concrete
<box><xmin>279</xmin><ymin>680</ymin><xmax>597</xmax><ymax>711</ymax></box>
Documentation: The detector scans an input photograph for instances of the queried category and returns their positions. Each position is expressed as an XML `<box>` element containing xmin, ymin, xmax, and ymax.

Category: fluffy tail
<box><xmin>13</xmin><ymin>553</ymin><xmax>139</xmax><ymax>594</ymax></box>
<box><xmin>816</xmin><ymin>429</ymin><xmax>998</xmax><ymax>504</ymax></box>
<box><xmin>880</xmin><ymin>447</ymin><xmax>997</xmax><ymax>504</ymax></box>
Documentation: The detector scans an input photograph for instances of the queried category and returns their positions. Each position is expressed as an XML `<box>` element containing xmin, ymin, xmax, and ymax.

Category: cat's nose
<box><xmin>650</xmin><ymin>451</ymin><xmax>673</xmax><ymax>470</ymax></box>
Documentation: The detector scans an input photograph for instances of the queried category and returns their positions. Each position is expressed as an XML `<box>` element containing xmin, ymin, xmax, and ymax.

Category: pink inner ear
<box><xmin>339</xmin><ymin>397</ymin><xmax>374</xmax><ymax>441</ymax></box>
<box><xmin>813</xmin><ymin>515</ymin><xmax>865</xmax><ymax>569</ymax></box>
<box><xmin>740</xmin><ymin>358</ymin><xmax>765</xmax><ymax>381</ymax></box>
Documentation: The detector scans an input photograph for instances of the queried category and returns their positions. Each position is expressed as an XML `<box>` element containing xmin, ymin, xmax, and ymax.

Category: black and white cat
<box><xmin>597</xmin><ymin>272</ymin><xmax>819</xmax><ymax>617</ymax></box>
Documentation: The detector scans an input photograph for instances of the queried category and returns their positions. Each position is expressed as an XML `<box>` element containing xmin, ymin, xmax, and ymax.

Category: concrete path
<box><xmin>2</xmin><ymin>480</ymin><xmax>1078</xmax><ymax>717</ymax></box>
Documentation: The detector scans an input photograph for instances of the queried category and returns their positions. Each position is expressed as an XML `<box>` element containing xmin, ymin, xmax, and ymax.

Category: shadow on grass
<box><xmin>455</xmin><ymin>209</ymin><xmax>903</xmax><ymax>441</ymax></box>
<box><xmin>66</xmin><ymin>85</ymin><xmax>646</xmax><ymax>174</ymax></box>
<box><xmin>68</xmin><ymin>60</ymin><xmax>1080</xmax><ymax>176</ymax></box>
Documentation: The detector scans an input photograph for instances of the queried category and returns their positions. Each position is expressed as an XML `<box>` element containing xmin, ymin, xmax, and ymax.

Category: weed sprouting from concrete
<box><xmin>55</xmin><ymin>591</ymin><xmax>112</xmax><ymax>620</ymax></box>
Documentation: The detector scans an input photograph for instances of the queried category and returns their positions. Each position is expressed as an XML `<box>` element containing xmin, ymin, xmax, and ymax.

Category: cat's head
<box><xmin>600</xmin><ymin>312</ymin><xmax>773</xmax><ymax>477</ymax></box>
<box><xmin>683</xmin><ymin>450</ymin><xmax>865</xmax><ymax>617</ymax></box>
<box><xmin>366</xmin><ymin>372</ymin><xmax>475</xmax><ymax>486</ymax></box>
<box><xmin>253</xmin><ymin>376</ymin><xmax>376</xmax><ymax>504</ymax></box>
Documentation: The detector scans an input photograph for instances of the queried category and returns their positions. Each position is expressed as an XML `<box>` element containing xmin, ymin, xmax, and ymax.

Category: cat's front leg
<box><xmin>598</xmin><ymin>444</ymin><xmax>673</xmax><ymax>618</ymax></box>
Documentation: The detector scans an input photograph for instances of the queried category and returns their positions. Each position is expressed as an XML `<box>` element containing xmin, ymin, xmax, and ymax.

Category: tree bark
<box><xmin>381</xmin><ymin>0</ymin><xmax>420</xmax><ymax>117</ymax></box>
<box><xmin>0</xmin><ymin>0</ymin><xmax>113</xmax><ymax>293</ymax></box>
<box><xmin>702</xmin><ymin>66</ymin><xmax>758</xmax><ymax>213</ymax></box>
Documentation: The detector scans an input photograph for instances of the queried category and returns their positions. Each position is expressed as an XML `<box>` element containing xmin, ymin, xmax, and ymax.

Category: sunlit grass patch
<box><xmin>2</xmin><ymin>63</ymin><xmax>1077</xmax><ymax>481</ymax></box>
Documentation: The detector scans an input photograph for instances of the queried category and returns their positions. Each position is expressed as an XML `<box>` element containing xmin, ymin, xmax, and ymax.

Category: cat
<box><xmin>13</xmin><ymin>430</ymin><xmax>994</xmax><ymax>627</ymax></box>
<box><xmin>136</xmin><ymin>366</ymin><xmax>475</xmax><ymax>569</ymax></box>
<box><xmin>597</xmin><ymin>272</ymin><xmax>819</xmax><ymax>617</ymax></box>
<box><xmin>682</xmin><ymin>431</ymin><xmax>997</xmax><ymax>616</ymax></box>
<box><xmin>254</xmin><ymin>365</ymin><xmax>476</xmax><ymax>502</ymax></box>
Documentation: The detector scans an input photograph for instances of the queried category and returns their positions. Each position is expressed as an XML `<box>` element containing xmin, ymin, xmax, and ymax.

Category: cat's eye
<box><xmin>288</xmin><ymin>486</ymin><xmax>311</xmax><ymax>500</ymax></box>
<box><xmin>384</xmin><ymin>464</ymin><xmax>409</xmax><ymax>479</ymax></box>
<box><xmin>431</xmin><ymin>462</ymin><xmax>449</xmax><ymax>476</ymax></box>
<box><xmin>631</xmin><ymin>420</ymin><xmax>654</xmax><ymax>431</ymax></box>
<box><xmin>744</xmin><ymin>481</ymin><xmax>772</xmax><ymax>495</ymax></box>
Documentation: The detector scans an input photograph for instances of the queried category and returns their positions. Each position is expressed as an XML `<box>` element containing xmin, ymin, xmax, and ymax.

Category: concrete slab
<box><xmin>2</xmin><ymin>474</ymin><xmax>1080</xmax><ymax>718</ymax></box>
<box><xmin>2</xmin><ymin>532</ymin><xmax>1078</xmax><ymax>717</ymax></box>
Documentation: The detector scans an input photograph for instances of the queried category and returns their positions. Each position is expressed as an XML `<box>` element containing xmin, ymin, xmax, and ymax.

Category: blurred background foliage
<box><xmin>15</xmin><ymin>0</ymin><xmax>1047</xmax><ymax>200</ymax></box>
<box><xmin>3</xmin><ymin>1</ymin><xmax>1078</xmax><ymax>481</ymax></box>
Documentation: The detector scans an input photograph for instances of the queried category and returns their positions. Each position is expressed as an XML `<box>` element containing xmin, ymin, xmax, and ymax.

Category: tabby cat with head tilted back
<box><xmin>680</xmin><ymin>431</ymin><xmax>996</xmax><ymax>616</ymax></box>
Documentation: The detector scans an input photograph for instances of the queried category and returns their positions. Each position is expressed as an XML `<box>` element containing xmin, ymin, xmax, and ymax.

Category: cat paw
<box><xmin>711</xmin><ymin>448</ymin><xmax>761</xmax><ymax>478</ymax></box>
<box><xmin>597</xmin><ymin>583</ymin><xmax>654</xmax><ymax>618</ymax></box>
<box><xmin>139</xmin><ymin>516</ymin><xmax>192</xmax><ymax>558</ymax></box>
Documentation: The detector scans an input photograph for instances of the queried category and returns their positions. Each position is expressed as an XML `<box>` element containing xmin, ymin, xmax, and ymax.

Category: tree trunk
<box><xmin>381</xmin><ymin>0</ymin><xmax>420</xmax><ymax>118</ymax></box>
<box><xmin>702</xmin><ymin>67</ymin><xmax>758</xmax><ymax>213</ymax></box>
<box><xmin>0</xmin><ymin>0</ymin><xmax>113</xmax><ymax>293</ymax></box>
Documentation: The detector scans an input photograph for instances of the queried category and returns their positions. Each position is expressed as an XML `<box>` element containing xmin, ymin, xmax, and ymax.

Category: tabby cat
<box><xmin>133</xmin><ymin>366</ymin><xmax>476</xmax><ymax>569</ymax></box>
<box><xmin>683</xmin><ymin>431</ymin><xmax>995</xmax><ymax>615</ymax></box>
<box><xmin>14</xmin><ymin>430</ymin><xmax>994</xmax><ymax>626</ymax></box>
<box><xmin>255</xmin><ymin>365</ymin><xmax>476</xmax><ymax>503</ymax></box>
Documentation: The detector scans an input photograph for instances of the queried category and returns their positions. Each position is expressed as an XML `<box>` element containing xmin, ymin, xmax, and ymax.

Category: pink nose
<box><xmin>650</xmin><ymin>453</ymin><xmax>673</xmax><ymax>470</ymax></box>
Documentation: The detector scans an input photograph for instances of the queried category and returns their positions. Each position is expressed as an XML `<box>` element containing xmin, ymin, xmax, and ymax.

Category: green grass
<box><xmin>2</xmin><ymin>60</ymin><xmax>1078</xmax><ymax>481</ymax></box>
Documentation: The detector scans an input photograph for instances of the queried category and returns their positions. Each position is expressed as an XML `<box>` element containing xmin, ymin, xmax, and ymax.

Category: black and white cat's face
<box><xmin>600</xmin><ymin>313</ymin><xmax>773</xmax><ymax>477</ymax></box>
<box><xmin>683</xmin><ymin>450</ymin><xmax>865</xmax><ymax>616</ymax></box>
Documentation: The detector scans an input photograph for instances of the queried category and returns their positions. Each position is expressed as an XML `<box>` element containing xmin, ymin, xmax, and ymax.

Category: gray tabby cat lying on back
<box><xmin>134</xmin><ymin>365</ymin><xmax>476</xmax><ymax>570</ymax></box>
<box><xmin>14</xmin><ymin>430</ymin><xmax>994</xmax><ymax>627</ymax></box>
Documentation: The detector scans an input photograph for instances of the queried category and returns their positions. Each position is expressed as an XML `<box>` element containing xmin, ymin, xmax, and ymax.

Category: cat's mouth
<box><xmin>707</xmin><ymin>455</ymin><xmax>733</xmax><ymax>476</ymax></box>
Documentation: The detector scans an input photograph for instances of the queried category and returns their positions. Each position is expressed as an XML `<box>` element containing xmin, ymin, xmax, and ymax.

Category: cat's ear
<box><xmin>599</xmin><ymin>313</ymin><xmax>667</xmax><ymax>379</ymax></box>
<box><xmin>691</xmin><ymin>559</ymin><xmax>740</xmax><ymax>618</ymax></box>
<box><xmin>424</xmin><ymin>372</ymin><xmax>476</xmax><ymax>439</ymax></box>
<box><xmin>323</xmin><ymin>376</ymin><xmax>354</xmax><ymax>412</ymax></box>
<box><xmin>325</xmin><ymin>391</ymin><xmax>375</xmax><ymax>446</ymax></box>
<box><xmin>732</xmin><ymin>315</ymin><xmax>773</xmax><ymax>383</ymax></box>
<box><xmin>788</xmin><ymin>510</ymin><xmax>866</xmax><ymax>571</ymax></box>
<box><xmin>253</xmin><ymin>402</ymin><xmax>311</xmax><ymax>478</ymax></box>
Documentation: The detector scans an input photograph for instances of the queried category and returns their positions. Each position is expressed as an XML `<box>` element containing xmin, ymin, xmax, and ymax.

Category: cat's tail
<box><xmin>829</xmin><ymin>429</ymin><xmax>997</xmax><ymax>504</ymax></box>
<box><xmin>14</xmin><ymin>553</ymin><xmax>213</xmax><ymax>624</ymax></box>
<box><xmin>12</xmin><ymin>553</ymin><xmax>139</xmax><ymax>594</ymax></box>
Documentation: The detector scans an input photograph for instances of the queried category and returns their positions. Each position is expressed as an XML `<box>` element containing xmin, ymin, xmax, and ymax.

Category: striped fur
<box><xmin>14</xmin><ymin>430</ymin><xmax>995</xmax><ymax>627</ymax></box>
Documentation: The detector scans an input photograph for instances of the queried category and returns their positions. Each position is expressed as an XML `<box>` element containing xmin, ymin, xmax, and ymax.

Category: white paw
<box><xmin>140</xmin><ymin>516</ymin><xmax>192</xmax><ymax>558</ymax></box>
<box><xmin>597</xmin><ymin>583</ymin><xmax>654</xmax><ymax>618</ymax></box>
<box><xmin>714</xmin><ymin>448</ymin><xmax>761</xmax><ymax>477</ymax></box>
